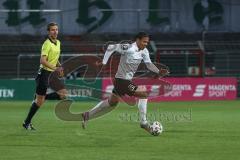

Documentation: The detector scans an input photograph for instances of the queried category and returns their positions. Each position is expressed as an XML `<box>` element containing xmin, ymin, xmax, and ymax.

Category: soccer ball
<box><xmin>150</xmin><ymin>121</ymin><xmax>163</xmax><ymax>136</ymax></box>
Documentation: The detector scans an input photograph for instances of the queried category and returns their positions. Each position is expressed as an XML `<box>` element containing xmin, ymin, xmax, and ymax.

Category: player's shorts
<box><xmin>112</xmin><ymin>78</ymin><xmax>138</xmax><ymax>96</ymax></box>
<box><xmin>35</xmin><ymin>68</ymin><xmax>52</xmax><ymax>95</ymax></box>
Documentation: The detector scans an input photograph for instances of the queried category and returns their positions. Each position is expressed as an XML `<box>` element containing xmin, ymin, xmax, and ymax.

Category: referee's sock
<box><xmin>24</xmin><ymin>102</ymin><xmax>40</xmax><ymax>124</ymax></box>
<box><xmin>45</xmin><ymin>92</ymin><xmax>61</xmax><ymax>100</ymax></box>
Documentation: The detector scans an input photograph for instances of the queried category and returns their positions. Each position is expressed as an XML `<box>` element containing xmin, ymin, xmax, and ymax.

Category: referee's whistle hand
<box><xmin>56</xmin><ymin>67</ymin><xmax>64</xmax><ymax>77</ymax></box>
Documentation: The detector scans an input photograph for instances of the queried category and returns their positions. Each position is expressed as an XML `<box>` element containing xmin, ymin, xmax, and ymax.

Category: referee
<box><xmin>23</xmin><ymin>22</ymin><xmax>67</xmax><ymax>130</ymax></box>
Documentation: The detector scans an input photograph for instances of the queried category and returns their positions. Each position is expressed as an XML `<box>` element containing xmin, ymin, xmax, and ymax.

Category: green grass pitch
<box><xmin>0</xmin><ymin>100</ymin><xmax>240</xmax><ymax>160</ymax></box>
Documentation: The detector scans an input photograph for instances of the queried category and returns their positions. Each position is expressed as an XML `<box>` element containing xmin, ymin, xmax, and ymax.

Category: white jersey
<box><xmin>102</xmin><ymin>42</ymin><xmax>154</xmax><ymax>80</ymax></box>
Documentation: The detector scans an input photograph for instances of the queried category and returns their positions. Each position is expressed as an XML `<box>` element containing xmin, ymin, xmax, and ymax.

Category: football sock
<box><xmin>45</xmin><ymin>92</ymin><xmax>61</xmax><ymax>100</ymax></box>
<box><xmin>88</xmin><ymin>99</ymin><xmax>116</xmax><ymax>120</ymax></box>
<box><xmin>138</xmin><ymin>99</ymin><xmax>148</xmax><ymax>124</ymax></box>
<box><xmin>24</xmin><ymin>102</ymin><xmax>40</xmax><ymax>124</ymax></box>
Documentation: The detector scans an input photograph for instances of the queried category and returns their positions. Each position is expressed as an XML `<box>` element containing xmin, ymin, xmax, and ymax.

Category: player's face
<box><xmin>48</xmin><ymin>25</ymin><xmax>58</xmax><ymax>39</ymax></box>
<box><xmin>136</xmin><ymin>37</ymin><xmax>149</xmax><ymax>50</ymax></box>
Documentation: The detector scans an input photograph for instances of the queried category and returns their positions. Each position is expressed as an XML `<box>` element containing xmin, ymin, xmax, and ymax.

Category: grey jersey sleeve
<box><xmin>143</xmin><ymin>49</ymin><xmax>159</xmax><ymax>74</ymax></box>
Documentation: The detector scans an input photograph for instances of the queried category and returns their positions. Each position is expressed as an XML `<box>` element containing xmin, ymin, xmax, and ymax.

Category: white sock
<box><xmin>88</xmin><ymin>99</ymin><xmax>116</xmax><ymax>120</ymax></box>
<box><xmin>138</xmin><ymin>99</ymin><xmax>148</xmax><ymax>124</ymax></box>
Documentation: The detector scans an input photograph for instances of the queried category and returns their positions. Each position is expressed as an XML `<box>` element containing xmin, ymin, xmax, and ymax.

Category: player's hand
<box><xmin>95</xmin><ymin>60</ymin><xmax>103</xmax><ymax>67</ymax></box>
<box><xmin>159</xmin><ymin>68</ymin><xmax>170</xmax><ymax>77</ymax></box>
<box><xmin>55</xmin><ymin>67</ymin><xmax>64</xmax><ymax>78</ymax></box>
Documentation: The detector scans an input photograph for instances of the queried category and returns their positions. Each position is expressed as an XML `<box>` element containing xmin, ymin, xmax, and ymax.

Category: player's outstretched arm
<box><xmin>145</xmin><ymin>63</ymin><xmax>159</xmax><ymax>74</ymax></box>
<box><xmin>145</xmin><ymin>63</ymin><xmax>170</xmax><ymax>78</ymax></box>
<box><xmin>102</xmin><ymin>44</ymin><xmax>123</xmax><ymax>65</ymax></box>
<box><xmin>143</xmin><ymin>49</ymin><xmax>170</xmax><ymax>78</ymax></box>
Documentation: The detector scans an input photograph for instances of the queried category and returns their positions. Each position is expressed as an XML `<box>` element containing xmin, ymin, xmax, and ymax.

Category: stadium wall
<box><xmin>0</xmin><ymin>0</ymin><xmax>240</xmax><ymax>34</ymax></box>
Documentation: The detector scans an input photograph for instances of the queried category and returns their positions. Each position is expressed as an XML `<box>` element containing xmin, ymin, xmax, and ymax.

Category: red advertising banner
<box><xmin>102</xmin><ymin>78</ymin><xmax>237</xmax><ymax>101</ymax></box>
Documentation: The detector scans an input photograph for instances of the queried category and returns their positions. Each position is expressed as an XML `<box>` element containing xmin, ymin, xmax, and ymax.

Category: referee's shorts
<box><xmin>35</xmin><ymin>68</ymin><xmax>52</xmax><ymax>95</ymax></box>
<box><xmin>35</xmin><ymin>68</ymin><xmax>65</xmax><ymax>96</ymax></box>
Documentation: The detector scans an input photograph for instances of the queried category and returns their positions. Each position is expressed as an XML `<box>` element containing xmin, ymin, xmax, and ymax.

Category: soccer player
<box><xmin>22</xmin><ymin>22</ymin><xmax>67</xmax><ymax>130</ymax></box>
<box><xmin>81</xmin><ymin>32</ymin><xmax>169</xmax><ymax>134</ymax></box>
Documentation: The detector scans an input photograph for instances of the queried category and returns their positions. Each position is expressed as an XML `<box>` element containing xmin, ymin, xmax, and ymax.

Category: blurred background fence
<box><xmin>0</xmin><ymin>32</ymin><xmax>239</xmax><ymax>79</ymax></box>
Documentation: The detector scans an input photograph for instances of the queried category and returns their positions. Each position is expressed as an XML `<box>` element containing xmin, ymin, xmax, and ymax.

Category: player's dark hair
<box><xmin>135</xmin><ymin>32</ymin><xmax>149</xmax><ymax>40</ymax></box>
<box><xmin>47</xmin><ymin>22</ymin><xmax>58</xmax><ymax>31</ymax></box>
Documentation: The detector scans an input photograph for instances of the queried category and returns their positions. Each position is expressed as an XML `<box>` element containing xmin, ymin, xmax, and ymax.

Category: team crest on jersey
<box><xmin>121</xmin><ymin>44</ymin><xmax>129</xmax><ymax>50</ymax></box>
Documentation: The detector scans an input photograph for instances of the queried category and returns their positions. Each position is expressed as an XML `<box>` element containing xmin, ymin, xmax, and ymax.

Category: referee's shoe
<box><xmin>22</xmin><ymin>122</ymin><xmax>36</xmax><ymax>130</ymax></box>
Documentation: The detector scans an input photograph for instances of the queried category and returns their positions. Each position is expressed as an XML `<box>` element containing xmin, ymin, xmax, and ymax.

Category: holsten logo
<box><xmin>67</xmin><ymin>88</ymin><xmax>92</xmax><ymax>98</ymax></box>
<box><xmin>0</xmin><ymin>89</ymin><xmax>14</xmax><ymax>98</ymax></box>
<box><xmin>193</xmin><ymin>84</ymin><xmax>206</xmax><ymax>97</ymax></box>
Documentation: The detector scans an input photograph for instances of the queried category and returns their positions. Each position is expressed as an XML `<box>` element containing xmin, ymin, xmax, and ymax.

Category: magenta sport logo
<box><xmin>48</xmin><ymin>53</ymin><xmax>172</xmax><ymax>121</ymax></box>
